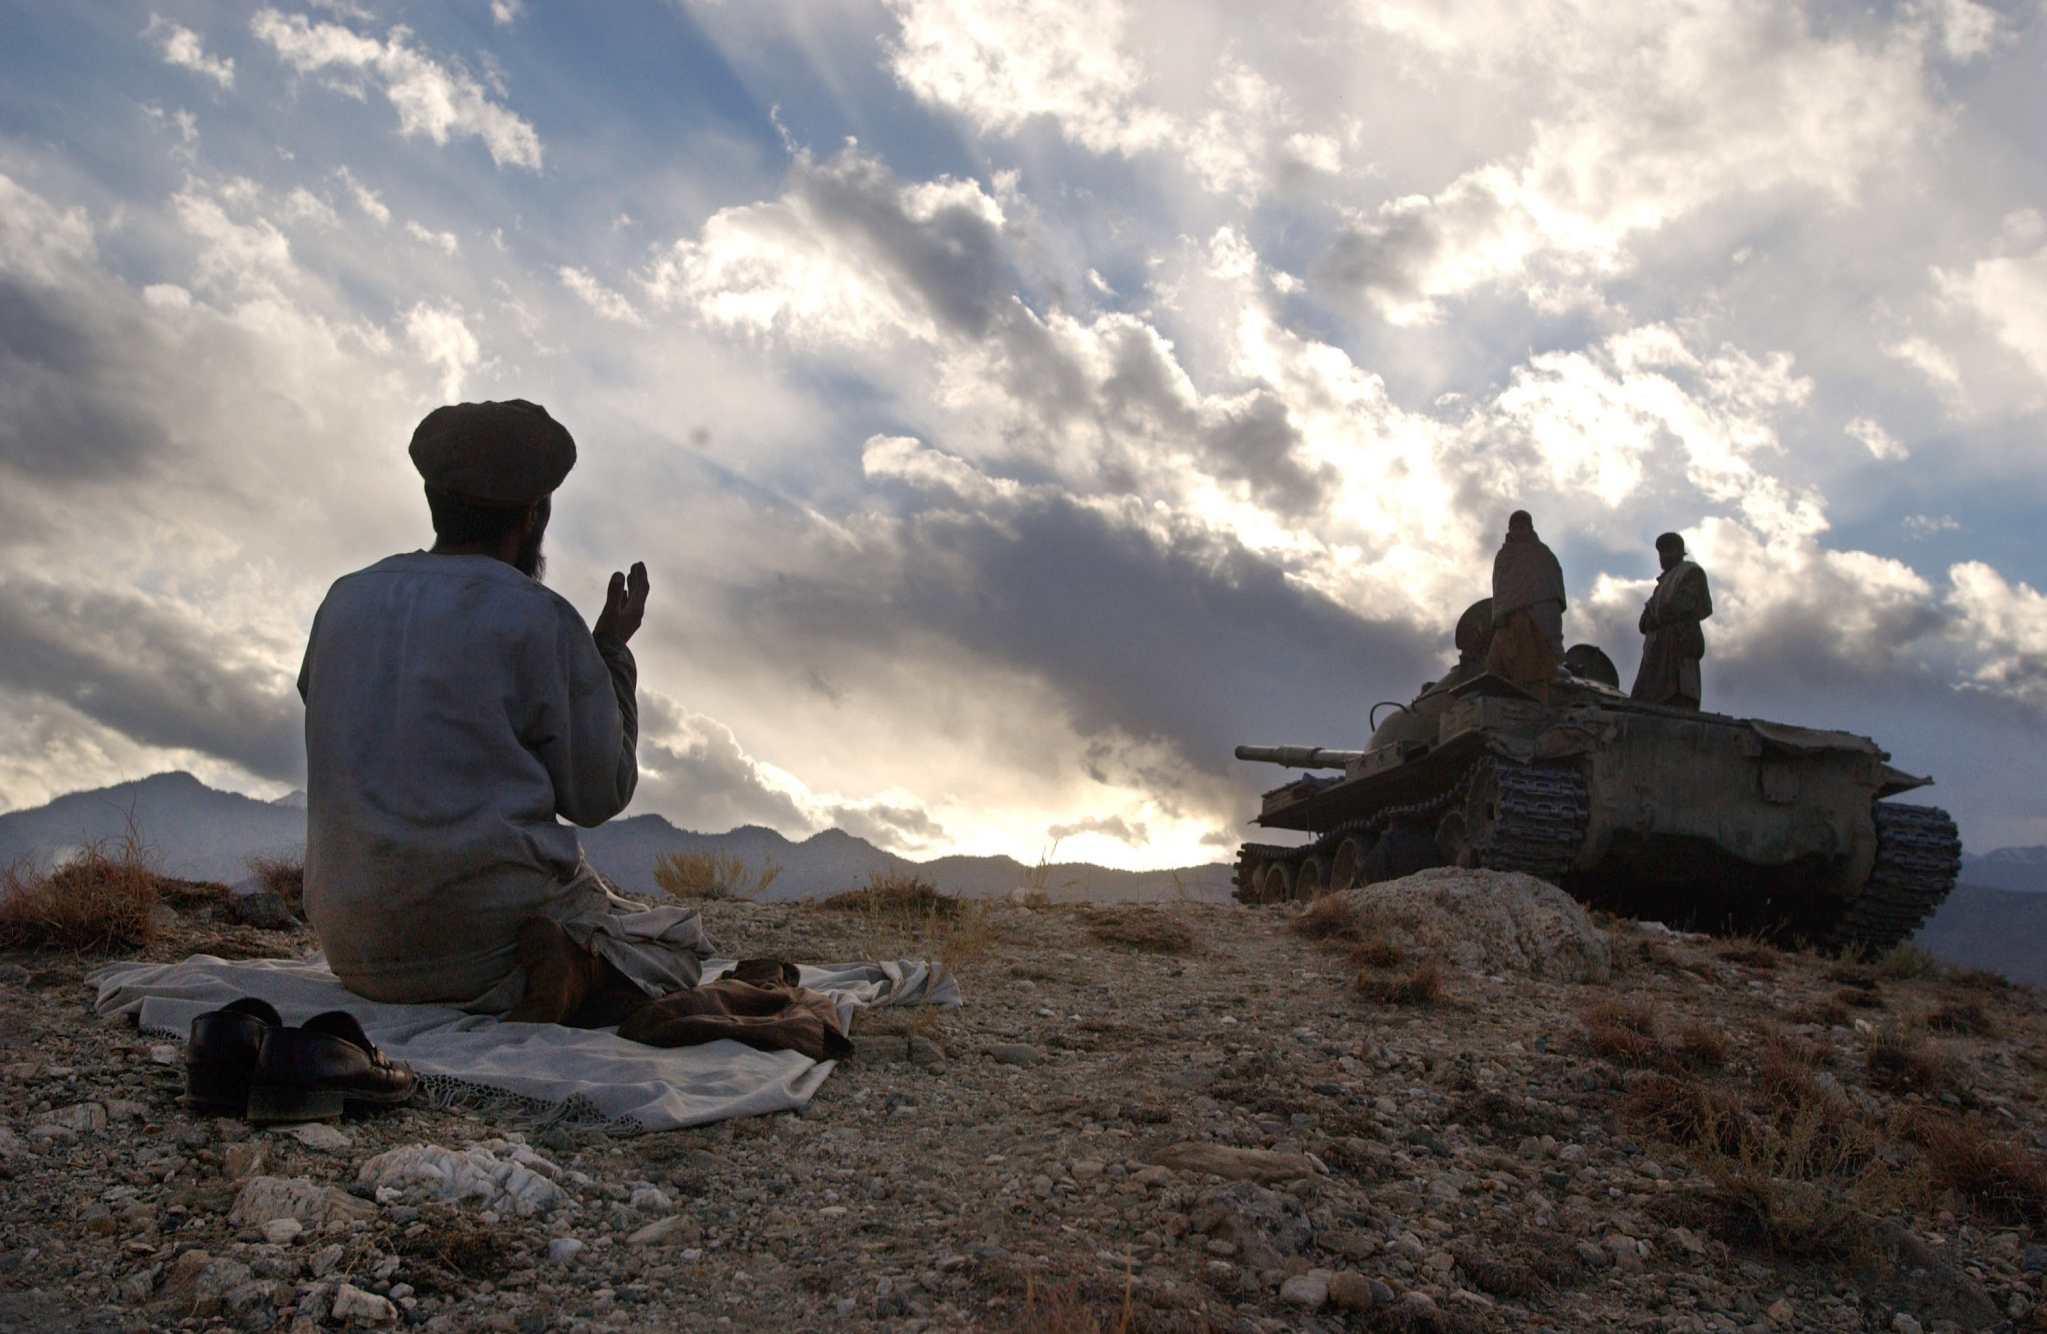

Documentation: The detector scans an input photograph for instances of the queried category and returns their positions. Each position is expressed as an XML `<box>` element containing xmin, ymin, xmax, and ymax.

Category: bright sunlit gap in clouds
<box><xmin>2</xmin><ymin>0</ymin><xmax>2046</xmax><ymax>868</ymax></box>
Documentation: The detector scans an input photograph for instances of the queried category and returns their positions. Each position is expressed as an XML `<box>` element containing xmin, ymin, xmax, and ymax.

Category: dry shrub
<box><xmin>1717</xmin><ymin>938</ymin><xmax>1780</xmax><ymax>970</ymax></box>
<box><xmin>822</xmin><ymin>870</ymin><xmax>958</xmax><ymax>919</ymax></box>
<box><xmin>819</xmin><ymin>871</ymin><xmax>993</xmax><ymax>977</ymax></box>
<box><xmin>1581</xmin><ymin>997</ymin><xmax>1662</xmax><ymax>1065</ymax></box>
<box><xmin>1087</xmin><ymin>907</ymin><xmax>1197</xmax><ymax>955</ymax></box>
<box><xmin>653</xmin><ymin>849</ymin><xmax>782</xmax><ymax>901</ymax></box>
<box><xmin>1800</xmin><ymin>997</ymin><xmax>1853</xmax><ymax>1028</ymax></box>
<box><xmin>1903</xmin><ymin>1110</ymin><xmax>2047</xmax><ymax>1225</ymax></box>
<box><xmin>0</xmin><ymin>836</ymin><xmax>158</xmax><ymax>953</ymax></box>
<box><xmin>1005</xmin><ymin>1276</ymin><xmax>1130</xmax><ymax>1334</ymax></box>
<box><xmin>1449</xmin><ymin>1233</ymin><xmax>1583</xmax><ymax>1298</ymax></box>
<box><xmin>1356</xmin><ymin>958</ymin><xmax>1441</xmax><ymax>1005</ymax></box>
<box><xmin>1621</xmin><ymin>1073</ymin><xmax>1752</xmax><ymax>1156</ymax></box>
<box><xmin>396</xmin><ymin>1213</ymin><xmax>514</xmax><ymax>1284</ymax></box>
<box><xmin>1928</xmin><ymin>1001</ymin><xmax>1994</xmax><ymax>1036</ymax></box>
<box><xmin>1865</xmin><ymin>1017</ymin><xmax>1952</xmax><ymax>1094</ymax></box>
<box><xmin>245</xmin><ymin>855</ymin><xmax>305</xmax><ymax>915</ymax></box>
<box><xmin>1829</xmin><ymin>985</ymin><xmax>1884</xmax><ymax>1011</ymax></box>
<box><xmin>1871</xmin><ymin>943</ymin><xmax>1940</xmax><ymax>980</ymax></box>
<box><xmin>1348</xmin><ymin>929</ymin><xmax>1401</xmax><ymax>969</ymax></box>
<box><xmin>1669</xmin><ymin>1019</ymin><xmax>1730</xmax><ymax>1070</ymax></box>
<box><xmin>1290</xmin><ymin>894</ymin><xmax>1360</xmax><ymax>941</ymax></box>
<box><xmin>1945</xmin><ymin>965</ymin><xmax>2014</xmax><ymax>993</ymax></box>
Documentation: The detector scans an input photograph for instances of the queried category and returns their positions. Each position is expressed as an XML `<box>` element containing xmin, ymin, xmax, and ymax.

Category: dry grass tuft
<box><xmin>1449</xmin><ymin>1233</ymin><xmax>1583</xmax><ymax>1298</ymax></box>
<box><xmin>817</xmin><ymin>871</ymin><xmax>995</xmax><ymax>979</ymax></box>
<box><xmin>1871</xmin><ymin>943</ymin><xmax>1940</xmax><ymax>980</ymax></box>
<box><xmin>1865</xmin><ymin>1016</ymin><xmax>1953</xmax><ymax>1095</ymax></box>
<box><xmin>1290</xmin><ymin>894</ymin><xmax>1359</xmax><ymax>941</ymax></box>
<box><xmin>1621</xmin><ymin>1073</ymin><xmax>1752</xmax><ymax>1157</ymax></box>
<box><xmin>0</xmin><ymin>835</ymin><xmax>159</xmax><ymax>953</ymax></box>
<box><xmin>1356</xmin><ymin>958</ymin><xmax>1441</xmax><ymax>1005</ymax></box>
<box><xmin>1944</xmin><ymin>965</ymin><xmax>2014</xmax><ymax>993</ymax></box>
<box><xmin>245</xmin><ymin>854</ymin><xmax>305</xmax><ymax>915</ymax></box>
<box><xmin>1348</xmin><ymin>929</ymin><xmax>1402</xmax><ymax>969</ymax></box>
<box><xmin>653</xmin><ymin>849</ymin><xmax>782</xmax><ymax>901</ymax></box>
<box><xmin>1717</xmin><ymin>938</ymin><xmax>1780</xmax><ymax>970</ymax></box>
<box><xmin>1928</xmin><ymin>1001</ymin><xmax>1994</xmax><ymax>1036</ymax></box>
<box><xmin>1903</xmin><ymin>1110</ymin><xmax>2047</xmax><ymax>1225</ymax></box>
<box><xmin>1087</xmin><ymin>907</ymin><xmax>1197</xmax><ymax>955</ymax></box>
<box><xmin>821</xmin><ymin>870</ymin><xmax>959</xmax><ymax>919</ymax></box>
<box><xmin>1669</xmin><ymin>1019</ymin><xmax>1731</xmax><ymax>1070</ymax></box>
<box><xmin>1581</xmin><ymin>997</ymin><xmax>1663</xmax><ymax>1065</ymax></box>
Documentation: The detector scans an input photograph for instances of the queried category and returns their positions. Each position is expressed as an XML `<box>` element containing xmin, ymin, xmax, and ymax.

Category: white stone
<box><xmin>627</xmin><ymin>1215</ymin><xmax>701</xmax><ymax>1247</ymax></box>
<box><xmin>331</xmin><ymin>1283</ymin><xmax>397</xmax><ymax>1325</ymax></box>
<box><xmin>1891</xmin><ymin>1317</ymin><xmax>1923</xmax><ymax>1334</ymax></box>
<box><xmin>228</xmin><ymin>1176</ymin><xmax>374</xmax><ymax>1228</ymax></box>
<box><xmin>260</xmin><ymin>1218</ymin><xmax>304</xmax><ymax>1245</ymax></box>
<box><xmin>1280</xmin><ymin>1274</ymin><xmax>1329</xmax><ymax>1309</ymax></box>
<box><xmin>355</xmin><ymin>1143</ymin><xmax>569</xmax><ymax>1217</ymax></box>
<box><xmin>628</xmin><ymin>1185</ymin><xmax>673</xmax><ymax>1214</ymax></box>
<box><xmin>547</xmin><ymin>1237</ymin><xmax>585</xmax><ymax>1263</ymax></box>
<box><xmin>1330</xmin><ymin>868</ymin><xmax>1613</xmax><ymax>982</ymax></box>
<box><xmin>286</xmin><ymin>1123</ymin><xmax>352</xmax><ymax>1152</ymax></box>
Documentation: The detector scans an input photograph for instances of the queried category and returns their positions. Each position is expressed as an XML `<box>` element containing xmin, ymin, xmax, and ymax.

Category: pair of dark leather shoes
<box><xmin>186</xmin><ymin>998</ymin><xmax>416</xmax><ymax>1124</ymax></box>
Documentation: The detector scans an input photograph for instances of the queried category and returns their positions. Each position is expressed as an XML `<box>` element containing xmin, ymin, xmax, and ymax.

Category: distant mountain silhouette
<box><xmin>0</xmin><ymin>772</ymin><xmax>308</xmax><ymax>883</ymax></box>
<box><xmin>1957</xmin><ymin>846</ymin><xmax>2047</xmax><ymax>895</ymax></box>
<box><xmin>1913</xmin><ymin>881</ymin><xmax>2047</xmax><ymax>987</ymax></box>
<box><xmin>0</xmin><ymin>772</ymin><xmax>1231</xmax><ymax>903</ymax></box>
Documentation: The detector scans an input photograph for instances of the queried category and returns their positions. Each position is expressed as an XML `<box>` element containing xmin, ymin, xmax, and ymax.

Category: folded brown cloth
<box><xmin>617</xmin><ymin>975</ymin><xmax>853</xmax><ymax>1062</ymax></box>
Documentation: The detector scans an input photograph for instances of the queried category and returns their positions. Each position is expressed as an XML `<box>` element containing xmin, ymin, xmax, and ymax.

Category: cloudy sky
<box><xmin>3</xmin><ymin>0</ymin><xmax>2046</xmax><ymax>868</ymax></box>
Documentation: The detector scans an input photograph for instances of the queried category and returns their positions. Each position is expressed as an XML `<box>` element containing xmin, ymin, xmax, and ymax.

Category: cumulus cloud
<box><xmin>403</xmin><ymin>302</ymin><xmax>479</xmax><ymax>399</ymax></box>
<box><xmin>251</xmin><ymin>9</ymin><xmax>542</xmax><ymax>169</ymax></box>
<box><xmin>1319</xmin><ymin>1</ymin><xmax>1935</xmax><ymax>320</ymax></box>
<box><xmin>8</xmin><ymin>0</ymin><xmax>2047</xmax><ymax>861</ymax></box>
<box><xmin>1940</xmin><ymin>248</ymin><xmax>2047</xmax><ymax>384</ymax></box>
<box><xmin>146</xmin><ymin>15</ymin><xmax>235</xmax><ymax>88</ymax></box>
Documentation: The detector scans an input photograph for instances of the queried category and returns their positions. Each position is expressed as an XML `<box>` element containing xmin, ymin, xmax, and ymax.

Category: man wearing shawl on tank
<box><xmin>1631</xmin><ymin>532</ymin><xmax>1714</xmax><ymax>711</ymax></box>
<box><xmin>1484</xmin><ymin>511</ymin><xmax>1568</xmax><ymax>702</ymax></box>
<box><xmin>297</xmin><ymin>400</ymin><xmax>709</xmax><ymax>1026</ymax></box>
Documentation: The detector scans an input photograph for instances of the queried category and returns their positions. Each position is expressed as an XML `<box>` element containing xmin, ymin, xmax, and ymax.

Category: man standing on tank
<box><xmin>1484</xmin><ymin>511</ymin><xmax>1567</xmax><ymax>701</ymax></box>
<box><xmin>1631</xmin><ymin>532</ymin><xmax>1713</xmax><ymax>710</ymax></box>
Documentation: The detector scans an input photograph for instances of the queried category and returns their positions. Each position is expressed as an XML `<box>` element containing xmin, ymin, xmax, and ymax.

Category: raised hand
<box><xmin>594</xmin><ymin>561</ymin><xmax>649</xmax><ymax>644</ymax></box>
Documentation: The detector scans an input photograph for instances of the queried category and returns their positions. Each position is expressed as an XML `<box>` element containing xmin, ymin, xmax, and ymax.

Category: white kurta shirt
<box><xmin>297</xmin><ymin>552</ymin><xmax>641</xmax><ymax>1006</ymax></box>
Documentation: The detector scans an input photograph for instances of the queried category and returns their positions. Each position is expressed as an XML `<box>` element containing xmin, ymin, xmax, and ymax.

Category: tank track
<box><xmin>1819</xmin><ymin>802</ymin><xmax>1962</xmax><ymax>953</ymax></box>
<box><xmin>1232</xmin><ymin>757</ymin><xmax>1590</xmax><ymax>902</ymax></box>
<box><xmin>1464</xmin><ymin>758</ymin><xmax>1590</xmax><ymax>880</ymax></box>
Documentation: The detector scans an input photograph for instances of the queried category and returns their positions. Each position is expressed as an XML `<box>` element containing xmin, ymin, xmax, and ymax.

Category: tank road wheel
<box><xmin>1820</xmin><ymin>803</ymin><xmax>1963</xmax><ymax>954</ymax></box>
<box><xmin>1435</xmin><ymin>811</ymin><xmax>1474</xmax><ymax>868</ymax></box>
<box><xmin>1259</xmin><ymin>860</ymin><xmax>1296</xmax><ymax>904</ymax></box>
<box><xmin>1292</xmin><ymin>857</ymin><xmax>1326</xmax><ymax>902</ymax></box>
<box><xmin>1328</xmin><ymin>835</ymin><xmax>1372</xmax><ymax>891</ymax></box>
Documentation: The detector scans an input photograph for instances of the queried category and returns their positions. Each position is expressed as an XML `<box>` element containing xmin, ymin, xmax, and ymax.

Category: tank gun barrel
<box><xmin>1234</xmin><ymin>745</ymin><xmax>1363</xmax><ymax>770</ymax></box>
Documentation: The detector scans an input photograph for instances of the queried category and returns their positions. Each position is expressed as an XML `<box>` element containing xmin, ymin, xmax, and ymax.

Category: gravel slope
<box><xmin>1</xmin><ymin>882</ymin><xmax>2044</xmax><ymax>1334</ymax></box>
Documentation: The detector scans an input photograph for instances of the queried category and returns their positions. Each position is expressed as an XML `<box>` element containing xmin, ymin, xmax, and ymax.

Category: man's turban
<box><xmin>409</xmin><ymin>400</ymin><xmax>577</xmax><ymax>506</ymax></box>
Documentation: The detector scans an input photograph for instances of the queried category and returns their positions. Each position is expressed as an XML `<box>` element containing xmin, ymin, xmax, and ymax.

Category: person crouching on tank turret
<box><xmin>1631</xmin><ymin>531</ymin><xmax>1713</xmax><ymax>710</ymax></box>
<box><xmin>1484</xmin><ymin>510</ymin><xmax>1567</xmax><ymax>702</ymax></box>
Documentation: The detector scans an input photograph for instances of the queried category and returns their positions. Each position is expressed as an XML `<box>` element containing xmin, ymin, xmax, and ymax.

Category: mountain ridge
<box><xmin>0</xmin><ymin>771</ymin><xmax>1231</xmax><ymax>903</ymax></box>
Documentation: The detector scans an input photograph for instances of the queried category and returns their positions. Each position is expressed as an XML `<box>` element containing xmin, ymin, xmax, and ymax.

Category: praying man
<box><xmin>297</xmin><ymin>400</ymin><xmax>709</xmax><ymax>1025</ymax></box>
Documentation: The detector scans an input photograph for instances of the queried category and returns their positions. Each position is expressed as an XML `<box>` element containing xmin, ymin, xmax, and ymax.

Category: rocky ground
<box><xmin>1</xmin><ymin>871</ymin><xmax>2045</xmax><ymax>1334</ymax></box>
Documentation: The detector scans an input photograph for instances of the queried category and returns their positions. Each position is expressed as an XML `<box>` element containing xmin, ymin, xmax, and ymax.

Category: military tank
<box><xmin>1232</xmin><ymin>601</ymin><xmax>1961</xmax><ymax>951</ymax></box>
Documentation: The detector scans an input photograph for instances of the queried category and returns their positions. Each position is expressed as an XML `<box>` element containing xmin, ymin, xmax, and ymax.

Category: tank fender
<box><xmin>1876</xmin><ymin>764</ymin><xmax>1933</xmax><ymax>798</ymax></box>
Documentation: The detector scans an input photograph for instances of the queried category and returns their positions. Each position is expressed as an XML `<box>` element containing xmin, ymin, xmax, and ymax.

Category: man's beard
<box><xmin>515</xmin><ymin>530</ymin><xmax>546</xmax><ymax>581</ymax></box>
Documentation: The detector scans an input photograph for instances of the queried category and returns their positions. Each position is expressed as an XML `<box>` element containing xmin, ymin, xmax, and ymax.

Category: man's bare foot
<box><xmin>507</xmin><ymin>918</ymin><xmax>603</xmax><ymax>1024</ymax></box>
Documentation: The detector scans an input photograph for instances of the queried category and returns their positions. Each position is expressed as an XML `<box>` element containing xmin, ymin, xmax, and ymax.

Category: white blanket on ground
<box><xmin>89</xmin><ymin>955</ymin><xmax>959</xmax><ymax>1134</ymax></box>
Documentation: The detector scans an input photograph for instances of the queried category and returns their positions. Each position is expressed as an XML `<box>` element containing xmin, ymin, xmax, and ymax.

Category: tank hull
<box><xmin>1234</xmin><ymin>679</ymin><xmax>1960</xmax><ymax>951</ymax></box>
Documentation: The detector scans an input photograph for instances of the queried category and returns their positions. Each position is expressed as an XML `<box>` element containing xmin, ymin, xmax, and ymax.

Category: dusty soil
<box><xmin>2</xmin><ymin>883</ymin><xmax>2046</xmax><ymax>1334</ymax></box>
